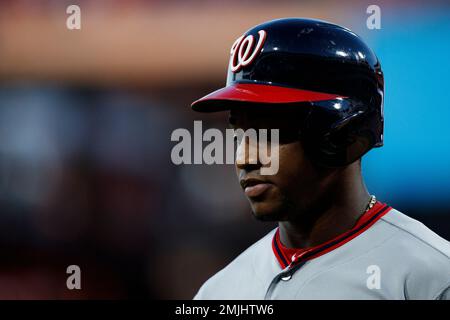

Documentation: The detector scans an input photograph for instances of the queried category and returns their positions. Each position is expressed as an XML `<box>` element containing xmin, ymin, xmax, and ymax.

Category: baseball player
<box><xmin>191</xmin><ymin>18</ymin><xmax>450</xmax><ymax>299</ymax></box>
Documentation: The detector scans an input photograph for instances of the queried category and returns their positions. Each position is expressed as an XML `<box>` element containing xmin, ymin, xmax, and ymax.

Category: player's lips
<box><xmin>240</xmin><ymin>178</ymin><xmax>273</xmax><ymax>198</ymax></box>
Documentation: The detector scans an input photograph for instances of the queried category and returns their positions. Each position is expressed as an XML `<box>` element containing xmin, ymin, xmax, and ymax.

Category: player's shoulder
<box><xmin>379</xmin><ymin>208</ymin><xmax>450</xmax><ymax>299</ymax></box>
<box><xmin>194</xmin><ymin>228</ymin><xmax>277</xmax><ymax>300</ymax></box>
<box><xmin>380</xmin><ymin>208</ymin><xmax>450</xmax><ymax>259</ymax></box>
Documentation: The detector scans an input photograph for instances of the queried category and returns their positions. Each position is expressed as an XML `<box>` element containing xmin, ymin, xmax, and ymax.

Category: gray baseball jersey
<box><xmin>194</xmin><ymin>202</ymin><xmax>450</xmax><ymax>300</ymax></box>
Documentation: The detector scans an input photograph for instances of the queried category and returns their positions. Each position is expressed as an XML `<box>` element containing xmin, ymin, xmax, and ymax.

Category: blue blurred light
<box><xmin>361</xmin><ymin>9</ymin><xmax>450</xmax><ymax>207</ymax></box>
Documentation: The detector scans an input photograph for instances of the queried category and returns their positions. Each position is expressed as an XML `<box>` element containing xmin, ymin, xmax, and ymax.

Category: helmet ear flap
<box><xmin>321</xmin><ymin>112</ymin><xmax>374</xmax><ymax>166</ymax></box>
<box><xmin>301</xmin><ymin>99</ymin><xmax>376</xmax><ymax>167</ymax></box>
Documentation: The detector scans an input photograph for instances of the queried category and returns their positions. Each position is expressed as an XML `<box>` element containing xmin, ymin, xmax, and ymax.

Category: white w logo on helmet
<box><xmin>230</xmin><ymin>30</ymin><xmax>267</xmax><ymax>73</ymax></box>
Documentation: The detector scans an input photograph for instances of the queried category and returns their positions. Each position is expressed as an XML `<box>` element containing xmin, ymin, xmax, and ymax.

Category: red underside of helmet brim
<box><xmin>191</xmin><ymin>83</ymin><xmax>344</xmax><ymax>112</ymax></box>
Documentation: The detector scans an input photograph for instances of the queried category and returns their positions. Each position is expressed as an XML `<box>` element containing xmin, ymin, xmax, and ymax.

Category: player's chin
<box><xmin>249</xmin><ymin>199</ymin><xmax>287</xmax><ymax>222</ymax></box>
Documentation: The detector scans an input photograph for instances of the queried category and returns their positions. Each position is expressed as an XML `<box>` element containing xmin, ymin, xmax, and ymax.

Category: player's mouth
<box><xmin>240</xmin><ymin>178</ymin><xmax>273</xmax><ymax>198</ymax></box>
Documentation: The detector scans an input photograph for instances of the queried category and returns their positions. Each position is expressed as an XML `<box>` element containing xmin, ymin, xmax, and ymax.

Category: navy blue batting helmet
<box><xmin>192</xmin><ymin>18</ymin><xmax>384</xmax><ymax>167</ymax></box>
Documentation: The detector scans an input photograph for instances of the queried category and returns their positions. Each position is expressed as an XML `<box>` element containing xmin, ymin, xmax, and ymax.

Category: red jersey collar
<box><xmin>272</xmin><ymin>201</ymin><xmax>392</xmax><ymax>269</ymax></box>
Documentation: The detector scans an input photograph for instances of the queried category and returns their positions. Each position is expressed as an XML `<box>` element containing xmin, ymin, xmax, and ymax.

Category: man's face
<box><xmin>229</xmin><ymin>106</ymin><xmax>336</xmax><ymax>222</ymax></box>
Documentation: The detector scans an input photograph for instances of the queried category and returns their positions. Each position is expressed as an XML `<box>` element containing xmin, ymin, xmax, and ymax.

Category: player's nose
<box><xmin>235</xmin><ymin>136</ymin><xmax>262</xmax><ymax>171</ymax></box>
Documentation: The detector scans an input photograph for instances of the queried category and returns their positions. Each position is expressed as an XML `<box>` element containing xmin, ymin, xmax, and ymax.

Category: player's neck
<box><xmin>278</xmin><ymin>168</ymin><xmax>371</xmax><ymax>249</ymax></box>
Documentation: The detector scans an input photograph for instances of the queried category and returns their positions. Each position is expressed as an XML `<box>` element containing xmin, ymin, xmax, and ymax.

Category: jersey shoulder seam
<box><xmin>432</xmin><ymin>282</ymin><xmax>450</xmax><ymax>300</ymax></box>
<box><xmin>380</xmin><ymin>216</ymin><xmax>449</xmax><ymax>259</ymax></box>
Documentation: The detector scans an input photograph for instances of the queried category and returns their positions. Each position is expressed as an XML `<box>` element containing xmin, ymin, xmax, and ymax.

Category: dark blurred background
<box><xmin>0</xmin><ymin>0</ymin><xmax>449</xmax><ymax>299</ymax></box>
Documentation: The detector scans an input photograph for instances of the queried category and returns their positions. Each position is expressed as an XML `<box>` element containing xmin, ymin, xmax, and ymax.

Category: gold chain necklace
<box><xmin>365</xmin><ymin>195</ymin><xmax>377</xmax><ymax>213</ymax></box>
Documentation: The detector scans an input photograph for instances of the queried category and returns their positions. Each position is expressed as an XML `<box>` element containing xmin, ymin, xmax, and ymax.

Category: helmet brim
<box><xmin>191</xmin><ymin>83</ymin><xmax>344</xmax><ymax>112</ymax></box>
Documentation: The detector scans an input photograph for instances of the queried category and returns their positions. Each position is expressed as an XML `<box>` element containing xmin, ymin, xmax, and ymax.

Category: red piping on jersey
<box><xmin>272</xmin><ymin>201</ymin><xmax>392</xmax><ymax>269</ymax></box>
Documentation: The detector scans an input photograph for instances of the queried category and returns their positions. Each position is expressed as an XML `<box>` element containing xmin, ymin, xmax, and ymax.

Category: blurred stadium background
<box><xmin>0</xmin><ymin>0</ymin><xmax>449</xmax><ymax>299</ymax></box>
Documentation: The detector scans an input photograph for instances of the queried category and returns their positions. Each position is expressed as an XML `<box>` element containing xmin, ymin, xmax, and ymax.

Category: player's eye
<box><xmin>228</xmin><ymin>115</ymin><xmax>237</xmax><ymax>126</ymax></box>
